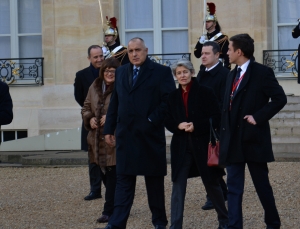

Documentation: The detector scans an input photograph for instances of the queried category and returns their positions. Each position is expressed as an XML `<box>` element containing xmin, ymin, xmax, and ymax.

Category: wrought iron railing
<box><xmin>263</xmin><ymin>49</ymin><xmax>298</xmax><ymax>77</ymax></box>
<box><xmin>148</xmin><ymin>53</ymin><xmax>191</xmax><ymax>66</ymax></box>
<box><xmin>0</xmin><ymin>57</ymin><xmax>44</xmax><ymax>86</ymax></box>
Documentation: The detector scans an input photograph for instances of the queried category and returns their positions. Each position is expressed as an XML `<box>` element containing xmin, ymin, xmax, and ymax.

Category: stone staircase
<box><xmin>165</xmin><ymin>95</ymin><xmax>300</xmax><ymax>161</ymax></box>
<box><xmin>271</xmin><ymin>95</ymin><xmax>300</xmax><ymax>154</ymax></box>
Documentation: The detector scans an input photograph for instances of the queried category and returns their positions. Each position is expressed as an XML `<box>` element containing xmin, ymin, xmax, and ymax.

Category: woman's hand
<box><xmin>89</xmin><ymin>117</ymin><xmax>98</xmax><ymax>129</ymax></box>
<box><xmin>100</xmin><ymin>115</ymin><xmax>106</xmax><ymax>126</ymax></box>
<box><xmin>178</xmin><ymin>122</ymin><xmax>194</xmax><ymax>132</ymax></box>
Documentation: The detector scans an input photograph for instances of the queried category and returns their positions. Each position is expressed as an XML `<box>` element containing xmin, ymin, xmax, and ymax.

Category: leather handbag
<box><xmin>207</xmin><ymin>118</ymin><xmax>220</xmax><ymax>167</ymax></box>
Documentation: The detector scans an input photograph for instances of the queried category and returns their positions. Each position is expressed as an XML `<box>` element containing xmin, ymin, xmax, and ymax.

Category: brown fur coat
<box><xmin>81</xmin><ymin>77</ymin><xmax>116</xmax><ymax>168</ymax></box>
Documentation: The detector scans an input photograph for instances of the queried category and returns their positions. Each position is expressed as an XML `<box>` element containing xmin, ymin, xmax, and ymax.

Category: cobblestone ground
<box><xmin>0</xmin><ymin>163</ymin><xmax>299</xmax><ymax>229</ymax></box>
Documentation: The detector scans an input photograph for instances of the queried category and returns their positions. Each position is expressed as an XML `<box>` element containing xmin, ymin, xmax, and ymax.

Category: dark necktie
<box><xmin>234</xmin><ymin>67</ymin><xmax>242</xmax><ymax>84</ymax></box>
<box><xmin>132</xmin><ymin>68</ymin><xmax>139</xmax><ymax>86</ymax></box>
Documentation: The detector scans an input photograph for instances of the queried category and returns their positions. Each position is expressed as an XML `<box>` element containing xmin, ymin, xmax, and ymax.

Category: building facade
<box><xmin>0</xmin><ymin>0</ymin><xmax>299</xmax><ymax>142</ymax></box>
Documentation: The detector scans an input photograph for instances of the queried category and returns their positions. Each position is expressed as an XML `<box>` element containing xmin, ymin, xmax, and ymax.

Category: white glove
<box><xmin>199</xmin><ymin>35</ymin><xmax>206</xmax><ymax>44</ymax></box>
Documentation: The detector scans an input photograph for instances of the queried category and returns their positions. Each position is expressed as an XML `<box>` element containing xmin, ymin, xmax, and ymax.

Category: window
<box><xmin>1</xmin><ymin>130</ymin><xmax>28</xmax><ymax>142</ymax></box>
<box><xmin>120</xmin><ymin>0</ymin><xmax>188</xmax><ymax>54</ymax></box>
<box><xmin>273</xmin><ymin>0</ymin><xmax>299</xmax><ymax>49</ymax></box>
<box><xmin>0</xmin><ymin>0</ymin><xmax>42</xmax><ymax>59</ymax></box>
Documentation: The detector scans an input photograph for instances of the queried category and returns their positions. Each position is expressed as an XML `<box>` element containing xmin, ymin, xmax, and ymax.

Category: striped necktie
<box><xmin>132</xmin><ymin>68</ymin><xmax>139</xmax><ymax>86</ymax></box>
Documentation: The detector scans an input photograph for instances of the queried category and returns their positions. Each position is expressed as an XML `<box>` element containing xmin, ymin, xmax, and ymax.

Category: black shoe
<box><xmin>218</xmin><ymin>223</ymin><xmax>228</xmax><ymax>229</ymax></box>
<box><xmin>201</xmin><ymin>197</ymin><xmax>215</xmax><ymax>210</ymax></box>
<box><xmin>97</xmin><ymin>214</ymin><xmax>110</xmax><ymax>223</ymax></box>
<box><xmin>84</xmin><ymin>191</ymin><xmax>102</xmax><ymax>200</ymax></box>
<box><xmin>154</xmin><ymin>226</ymin><xmax>166</xmax><ymax>229</ymax></box>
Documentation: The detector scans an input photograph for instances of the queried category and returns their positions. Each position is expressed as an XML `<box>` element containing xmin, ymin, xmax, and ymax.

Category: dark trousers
<box><xmin>226</xmin><ymin>162</ymin><xmax>281</xmax><ymax>229</ymax></box>
<box><xmin>89</xmin><ymin>162</ymin><xmax>102</xmax><ymax>193</ymax></box>
<box><xmin>108</xmin><ymin>174</ymin><xmax>168</xmax><ymax>229</ymax></box>
<box><xmin>100</xmin><ymin>166</ymin><xmax>117</xmax><ymax>216</ymax></box>
<box><xmin>170</xmin><ymin>151</ymin><xmax>228</xmax><ymax>229</ymax></box>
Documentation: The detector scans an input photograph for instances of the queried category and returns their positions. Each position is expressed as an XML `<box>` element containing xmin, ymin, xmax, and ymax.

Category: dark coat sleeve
<box><xmin>74</xmin><ymin>72</ymin><xmax>85</xmax><ymax>107</ymax></box>
<box><xmin>292</xmin><ymin>22</ymin><xmax>300</xmax><ymax>38</ymax></box>
<box><xmin>0</xmin><ymin>82</ymin><xmax>13</xmax><ymax>125</ymax></box>
<box><xmin>194</xmin><ymin>41</ymin><xmax>203</xmax><ymax>58</ymax></box>
<box><xmin>252</xmin><ymin>67</ymin><xmax>287</xmax><ymax>124</ymax></box>
<box><xmin>148</xmin><ymin>67</ymin><xmax>176</xmax><ymax>126</ymax></box>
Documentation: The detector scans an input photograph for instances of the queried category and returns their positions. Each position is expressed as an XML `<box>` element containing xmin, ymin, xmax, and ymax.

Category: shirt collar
<box><xmin>205</xmin><ymin>61</ymin><xmax>221</xmax><ymax>72</ymax></box>
<box><xmin>238</xmin><ymin>59</ymin><xmax>250</xmax><ymax>75</ymax></box>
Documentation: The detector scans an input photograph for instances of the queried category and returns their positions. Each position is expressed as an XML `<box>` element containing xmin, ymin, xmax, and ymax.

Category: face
<box><xmin>201</xmin><ymin>46</ymin><xmax>219</xmax><ymax>68</ymax></box>
<box><xmin>227</xmin><ymin>41</ymin><xmax>240</xmax><ymax>64</ymax></box>
<box><xmin>88</xmin><ymin>47</ymin><xmax>104</xmax><ymax>69</ymax></box>
<box><xmin>175</xmin><ymin>66</ymin><xmax>193</xmax><ymax>87</ymax></box>
<box><xmin>105</xmin><ymin>35</ymin><xmax>115</xmax><ymax>45</ymax></box>
<box><xmin>127</xmin><ymin>39</ymin><xmax>148</xmax><ymax>67</ymax></box>
<box><xmin>205</xmin><ymin>21</ymin><xmax>215</xmax><ymax>30</ymax></box>
<box><xmin>103</xmin><ymin>67</ymin><xmax>116</xmax><ymax>85</ymax></box>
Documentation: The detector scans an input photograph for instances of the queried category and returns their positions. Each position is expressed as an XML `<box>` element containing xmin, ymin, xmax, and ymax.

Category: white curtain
<box><xmin>125</xmin><ymin>0</ymin><xmax>153</xmax><ymax>29</ymax></box>
<box><xmin>162</xmin><ymin>0</ymin><xmax>188</xmax><ymax>28</ymax></box>
<box><xmin>0</xmin><ymin>0</ymin><xmax>10</xmax><ymax>58</ymax></box>
<box><xmin>277</xmin><ymin>0</ymin><xmax>300</xmax><ymax>49</ymax></box>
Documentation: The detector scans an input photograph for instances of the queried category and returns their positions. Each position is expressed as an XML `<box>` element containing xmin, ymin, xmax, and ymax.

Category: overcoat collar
<box><xmin>123</xmin><ymin>57</ymin><xmax>154</xmax><ymax>93</ymax></box>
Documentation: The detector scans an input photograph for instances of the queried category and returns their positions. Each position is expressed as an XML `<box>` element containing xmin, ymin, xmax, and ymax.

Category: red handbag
<box><xmin>207</xmin><ymin>119</ymin><xmax>220</xmax><ymax>167</ymax></box>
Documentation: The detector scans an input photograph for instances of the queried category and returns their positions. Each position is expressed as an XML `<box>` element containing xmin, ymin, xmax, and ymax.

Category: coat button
<box><xmin>237</xmin><ymin>125</ymin><xmax>239</xmax><ymax>128</ymax></box>
<box><xmin>239</xmin><ymin>107</ymin><xmax>242</xmax><ymax>110</ymax></box>
<box><xmin>223</xmin><ymin>128</ymin><xmax>225</xmax><ymax>130</ymax></box>
<box><xmin>223</xmin><ymin>109</ymin><xmax>226</xmax><ymax>112</ymax></box>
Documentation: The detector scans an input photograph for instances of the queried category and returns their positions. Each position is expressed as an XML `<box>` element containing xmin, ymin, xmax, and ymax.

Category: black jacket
<box><xmin>197</xmin><ymin>61</ymin><xmax>229</xmax><ymax>110</ymax></box>
<box><xmin>74</xmin><ymin>66</ymin><xmax>98</xmax><ymax>150</ymax></box>
<box><xmin>108</xmin><ymin>43</ymin><xmax>130</xmax><ymax>65</ymax></box>
<box><xmin>194</xmin><ymin>30</ymin><xmax>230</xmax><ymax>70</ymax></box>
<box><xmin>292</xmin><ymin>22</ymin><xmax>300</xmax><ymax>38</ymax></box>
<box><xmin>219</xmin><ymin>58</ymin><xmax>287</xmax><ymax>166</ymax></box>
<box><xmin>104</xmin><ymin>58</ymin><xmax>176</xmax><ymax>176</ymax></box>
<box><xmin>165</xmin><ymin>78</ymin><xmax>224</xmax><ymax>183</ymax></box>
<box><xmin>0</xmin><ymin>81</ymin><xmax>13</xmax><ymax>143</ymax></box>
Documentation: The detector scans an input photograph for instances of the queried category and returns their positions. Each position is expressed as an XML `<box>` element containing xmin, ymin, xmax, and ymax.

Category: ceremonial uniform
<box><xmin>194</xmin><ymin>30</ymin><xmax>230</xmax><ymax>70</ymax></box>
<box><xmin>292</xmin><ymin>21</ymin><xmax>300</xmax><ymax>84</ymax></box>
<box><xmin>107</xmin><ymin>42</ymin><xmax>130</xmax><ymax>65</ymax></box>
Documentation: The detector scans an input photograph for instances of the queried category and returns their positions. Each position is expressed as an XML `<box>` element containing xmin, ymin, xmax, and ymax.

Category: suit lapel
<box><xmin>130</xmin><ymin>58</ymin><xmax>153</xmax><ymax>92</ymax></box>
<box><xmin>85</xmin><ymin>67</ymin><xmax>96</xmax><ymax>85</ymax></box>
<box><xmin>121</xmin><ymin>64</ymin><xmax>131</xmax><ymax>93</ymax></box>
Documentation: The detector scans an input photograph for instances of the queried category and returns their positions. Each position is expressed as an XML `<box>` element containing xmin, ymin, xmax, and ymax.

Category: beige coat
<box><xmin>81</xmin><ymin>77</ymin><xmax>116</xmax><ymax>168</ymax></box>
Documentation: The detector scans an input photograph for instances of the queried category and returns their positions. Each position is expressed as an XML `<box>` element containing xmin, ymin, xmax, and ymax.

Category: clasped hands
<box><xmin>89</xmin><ymin>115</ymin><xmax>106</xmax><ymax>129</ymax></box>
<box><xmin>178</xmin><ymin>122</ymin><xmax>194</xmax><ymax>132</ymax></box>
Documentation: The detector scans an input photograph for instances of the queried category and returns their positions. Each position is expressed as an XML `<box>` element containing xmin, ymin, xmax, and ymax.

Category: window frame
<box><xmin>0</xmin><ymin>0</ymin><xmax>42</xmax><ymax>58</ymax></box>
<box><xmin>120</xmin><ymin>0</ymin><xmax>188</xmax><ymax>54</ymax></box>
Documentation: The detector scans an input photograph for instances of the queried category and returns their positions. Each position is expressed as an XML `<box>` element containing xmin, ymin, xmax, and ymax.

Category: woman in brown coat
<box><xmin>81</xmin><ymin>58</ymin><xmax>120</xmax><ymax>223</ymax></box>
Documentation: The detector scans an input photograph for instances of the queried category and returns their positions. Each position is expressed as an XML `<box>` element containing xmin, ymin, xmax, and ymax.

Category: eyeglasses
<box><xmin>104</xmin><ymin>69</ymin><xmax>116</xmax><ymax>74</ymax></box>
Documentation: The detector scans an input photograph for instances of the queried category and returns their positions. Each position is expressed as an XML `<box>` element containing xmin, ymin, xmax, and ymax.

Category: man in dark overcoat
<box><xmin>0</xmin><ymin>81</ymin><xmax>13</xmax><ymax>144</ymax></box>
<box><xmin>292</xmin><ymin>19</ymin><xmax>300</xmax><ymax>84</ymax></box>
<box><xmin>197</xmin><ymin>41</ymin><xmax>229</xmax><ymax>210</ymax></box>
<box><xmin>74</xmin><ymin>45</ymin><xmax>104</xmax><ymax>200</ymax></box>
<box><xmin>104</xmin><ymin>37</ymin><xmax>176</xmax><ymax>229</ymax></box>
<box><xmin>220</xmin><ymin>33</ymin><xmax>287</xmax><ymax>229</ymax></box>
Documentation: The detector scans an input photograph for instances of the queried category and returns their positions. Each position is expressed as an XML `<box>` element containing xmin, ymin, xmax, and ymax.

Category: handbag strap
<box><xmin>209</xmin><ymin>118</ymin><xmax>219</xmax><ymax>142</ymax></box>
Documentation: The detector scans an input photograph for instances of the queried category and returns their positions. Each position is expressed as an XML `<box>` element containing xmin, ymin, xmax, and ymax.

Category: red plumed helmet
<box><xmin>206</xmin><ymin>2</ymin><xmax>217</xmax><ymax>21</ymax></box>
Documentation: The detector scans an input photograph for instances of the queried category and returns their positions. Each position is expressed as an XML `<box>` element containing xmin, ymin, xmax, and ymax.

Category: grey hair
<box><xmin>128</xmin><ymin>37</ymin><xmax>147</xmax><ymax>48</ymax></box>
<box><xmin>170</xmin><ymin>59</ymin><xmax>195</xmax><ymax>75</ymax></box>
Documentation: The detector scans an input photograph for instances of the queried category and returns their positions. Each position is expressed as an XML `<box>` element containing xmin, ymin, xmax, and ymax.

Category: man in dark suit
<box><xmin>197</xmin><ymin>41</ymin><xmax>229</xmax><ymax>210</ymax></box>
<box><xmin>292</xmin><ymin>19</ymin><xmax>300</xmax><ymax>84</ymax></box>
<box><xmin>219</xmin><ymin>33</ymin><xmax>287</xmax><ymax>229</ymax></box>
<box><xmin>104</xmin><ymin>37</ymin><xmax>176</xmax><ymax>229</ymax></box>
<box><xmin>0</xmin><ymin>81</ymin><xmax>13</xmax><ymax>144</ymax></box>
<box><xmin>74</xmin><ymin>45</ymin><xmax>104</xmax><ymax>200</ymax></box>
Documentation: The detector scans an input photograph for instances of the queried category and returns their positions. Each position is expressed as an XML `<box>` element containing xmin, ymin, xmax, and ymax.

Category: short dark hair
<box><xmin>229</xmin><ymin>34</ymin><xmax>254</xmax><ymax>59</ymax></box>
<box><xmin>203</xmin><ymin>41</ymin><xmax>220</xmax><ymax>54</ymax></box>
<box><xmin>99</xmin><ymin>58</ymin><xmax>121</xmax><ymax>81</ymax></box>
<box><xmin>87</xmin><ymin>45</ymin><xmax>102</xmax><ymax>57</ymax></box>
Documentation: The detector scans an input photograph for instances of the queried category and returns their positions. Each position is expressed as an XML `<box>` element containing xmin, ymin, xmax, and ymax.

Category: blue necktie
<box><xmin>234</xmin><ymin>67</ymin><xmax>242</xmax><ymax>84</ymax></box>
<box><xmin>132</xmin><ymin>68</ymin><xmax>139</xmax><ymax>86</ymax></box>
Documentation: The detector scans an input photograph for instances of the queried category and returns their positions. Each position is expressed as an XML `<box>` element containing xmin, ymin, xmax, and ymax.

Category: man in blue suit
<box><xmin>104</xmin><ymin>37</ymin><xmax>176</xmax><ymax>229</ymax></box>
<box><xmin>0</xmin><ymin>81</ymin><xmax>13</xmax><ymax>144</ymax></box>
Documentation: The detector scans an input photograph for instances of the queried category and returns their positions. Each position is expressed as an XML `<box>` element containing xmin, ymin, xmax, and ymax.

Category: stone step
<box><xmin>286</xmin><ymin>95</ymin><xmax>300</xmax><ymax>104</ymax></box>
<box><xmin>269</xmin><ymin>118</ymin><xmax>300</xmax><ymax>127</ymax></box>
<box><xmin>281</xmin><ymin>103</ymin><xmax>300</xmax><ymax>112</ymax></box>
<box><xmin>272</xmin><ymin>143</ymin><xmax>300</xmax><ymax>153</ymax></box>
<box><xmin>271</xmin><ymin>136</ymin><xmax>300</xmax><ymax>144</ymax></box>
<box><xmin>270</xmin><ymin>126</ymin><xmax>300</xmax><ymax>136</ymax></box>
<box><xmin>273</xmin><ymin>111</ymin><xmax>300</xmax><ymax>119</ymax></box>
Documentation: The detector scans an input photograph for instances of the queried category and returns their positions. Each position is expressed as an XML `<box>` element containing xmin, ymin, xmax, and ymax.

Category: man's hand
<box><xmin>90</xmin><ymin>117</ymin><xmax>98</xmax><ymax>129</ymax></box>
<box><xmin>105</xmin><ymin>134</ymin><xmax>116</xmax><ymax>147</ymax></box>
<box><xmin>199</xmin><ymin>35</ymin><xmax>206</xmax><ymax>44</ymax></box>
<box><xmin>100</xmin><ymin>115</ymin><xmax>106</xmax><ymax>126</ymax></box>
<box><xmin>244</xmin><ymin>115</ymin><xmax>257</xmax><ymax>125</ymax></box>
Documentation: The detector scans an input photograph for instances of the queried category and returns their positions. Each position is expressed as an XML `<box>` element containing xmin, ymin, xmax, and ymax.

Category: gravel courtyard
<box><xmin>0</xmin><ymin>163</ymin><xmax>299</xmax><ymax>229</ymax></box>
